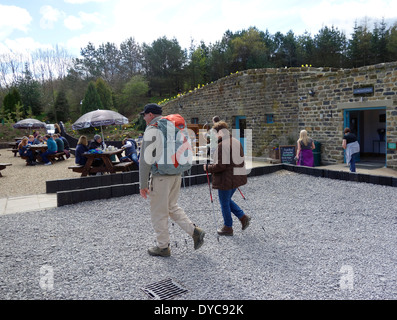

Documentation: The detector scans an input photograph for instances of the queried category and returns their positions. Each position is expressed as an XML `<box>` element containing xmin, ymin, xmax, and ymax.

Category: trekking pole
<box><xmin>206</xmin><ymin>170</ymin><xmax>220</xmax><ymax>242</ymax></box>
<box><xmin>237</xmin><ymin>187</ymin><xmax>255</xmax><ymax>221</ymax></box>
<box><xmin>237</xmin><ymin>187</ymin><xmax>246</xmax><ymax>201</ymax></box>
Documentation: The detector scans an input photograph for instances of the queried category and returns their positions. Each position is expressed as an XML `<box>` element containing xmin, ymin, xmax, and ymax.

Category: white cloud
<box><xmin>299</xmin><ymin>0</ymin><xmax>397</xmax><ymax>36</ymax></box>
<box><xmin>64</xmin><ymin>0</ymin><xmax>110</xmax><ymax>4</ymax></box>
<box><xmin>40</xmin><ymin>5</ymin><xmax>64</xmax><ymax>29</ymax></box>
<box><xmin>0</xmin><ymin>37</ymin><xmax>54</xmax><ymax>55</ymax></box>
<box><xmin>64</xmin><ymin>12</ymin><xmax>103</xmax><ymax>31</ymax></box>
<box><xmin>64</xmin><ymin>16</ymin><xmax>84</xmax><ymax>31</ymax></box>
<box><xmin>0</xmin><ymin>5</ymin><xmax>32</xmax><ymax>40</ymax></box>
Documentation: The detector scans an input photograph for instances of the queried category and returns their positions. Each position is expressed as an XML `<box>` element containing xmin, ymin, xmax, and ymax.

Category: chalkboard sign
<box><xmin>279</xmin><ymin>145</ymin><xmax>296</xmax><ymax>164</ymax></box>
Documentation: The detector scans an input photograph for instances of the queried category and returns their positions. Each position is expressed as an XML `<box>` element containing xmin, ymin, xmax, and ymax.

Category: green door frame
<box><xmin>343</xmin><ymin>107</ymin><xmax>386</xmax><ymax>165</ymax></box>
<box><xmin>235</xmin><ymin>116</ymin><xmax>246</xmax><ymax>154</ymax></box>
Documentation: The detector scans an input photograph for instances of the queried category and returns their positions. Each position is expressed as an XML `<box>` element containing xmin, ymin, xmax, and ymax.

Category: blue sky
<box><xmin>1</xmin><ymin>0</ymin><xmax>396</xmax><ymax>57</ymax></box>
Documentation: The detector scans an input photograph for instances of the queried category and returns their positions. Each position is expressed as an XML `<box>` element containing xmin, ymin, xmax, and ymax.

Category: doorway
<box><xmin>343</xmin><ymin>107</ymin><xmax>386</xmax><ymax>167</ymax></box>
<box><xmin>235</xmin><ymin>116</ymin><xmax>246</xmax><ymax>154</ymax></box>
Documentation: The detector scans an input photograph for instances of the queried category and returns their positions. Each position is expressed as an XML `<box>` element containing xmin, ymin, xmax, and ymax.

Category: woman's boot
<box><xmin>239</xmin><ymin>215</ymin><xmax>251</xmax><ymax>230</ymax></box>
<box><xmin>217</xmin><ymin>225</ymin><xmax>233</xmax><ymax>236</ymax></box>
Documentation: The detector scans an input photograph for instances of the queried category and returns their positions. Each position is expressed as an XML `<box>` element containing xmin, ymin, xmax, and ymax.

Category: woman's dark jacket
<box><xmin>206</xmin><ymin>134</ymin><xmax>247</xmax><ymax>190</ymax></box>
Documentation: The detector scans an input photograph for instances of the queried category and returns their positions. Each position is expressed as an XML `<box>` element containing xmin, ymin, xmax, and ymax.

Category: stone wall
<box><xmin>297</xmin><ymin>63</ymin><xmax>397</xmax><ymax>169</ymax></box>
<box><xmin>163</xmin><ymin>62</ymin><xmax>397</xmax><ymax>169</ymax></box>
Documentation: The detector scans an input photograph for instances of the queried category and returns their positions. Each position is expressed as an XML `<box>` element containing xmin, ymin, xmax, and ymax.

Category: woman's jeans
<box><xmin>40</xmin><ymin>150</ymin><xmax>56</xmax><ymax>164</ymax></box>
<box><xmin>350</xmin><ymin>153</ymin><xmax>356</xmax><ymax>172</ymax></box>
<box><xmin>218</xmin><ymin>188</ymin><xmax>245</xmax><ymax>227</ymax></box>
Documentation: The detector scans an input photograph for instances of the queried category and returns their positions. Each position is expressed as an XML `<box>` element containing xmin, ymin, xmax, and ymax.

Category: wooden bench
<box><xmin>113</xmin><ymin>161</ymin><xmax>134</xmax><ymax>172</ymax></box>
<box><xmin>8</xmin><ymin>149</ymin><xmax>19</xmax><ymax>157</ymax></box>
<box><xmin>0</xmin><ymin>163</ymin><xmax>12</xmax><ymax>177</ymax></box>
<box><xmin>68</xmin><ymin>164</ymin><xmax>84</xmax><ymax>173</ymax></box>
<box><xmin>47</xmin><ymin>152</ymin><xmax>66</xmax><ymax>163</ymax></box>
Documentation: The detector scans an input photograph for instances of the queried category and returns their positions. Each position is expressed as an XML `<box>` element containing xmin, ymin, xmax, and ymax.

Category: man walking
<box><xmin>139</xmin><ymin>103</ymin><xmax>205</xmax><ymax>257</ymax></box>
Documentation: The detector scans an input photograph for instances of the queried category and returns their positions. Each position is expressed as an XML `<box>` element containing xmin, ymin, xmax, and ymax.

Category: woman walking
<box><xmin>204</xmin><ymin>121</ymin><xmax>250</xmax><ymax>236</ymax></box>
<box><xmin>342</xmin><ymin>127</ymin><xmax>360</xmax><ymax>173</ymax></box>
<box><xmin>296</xmin><ymin>130</ymin><xmax>315</xmax><ymax>167</ymax></box>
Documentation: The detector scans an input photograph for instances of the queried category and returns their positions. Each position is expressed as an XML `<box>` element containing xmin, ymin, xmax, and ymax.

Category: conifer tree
<box><xmin>81</xmin><ymin>82</ymin><xmax>103</xmax><ymax>114</ymax></box>
<box><xmin>54</xmin><ymin>90</ymin><xmax>70</xmax><ymax>121</ymax></box>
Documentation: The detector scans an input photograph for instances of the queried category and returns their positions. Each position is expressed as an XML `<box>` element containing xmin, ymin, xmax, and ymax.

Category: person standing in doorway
<box><xmin>208</xmin><ymin>115</ymin><xmax>220</xmax><ymax>161</ymax></box>
<box><xmin>204</xmin><ymin>120</ymin><xmax>250</xmax><ymax>236</ymax></box>
<box><xmin>296</xmin><ymin>130</ymin><xmax>315</xmax><ymax>167</ymax></box>
<box><xmin>139</xmin><ymin>103</ymin><xmax>205</xmax><ymax>257</ymax></box>
<box><xmin>342</xmin><ymin>127</ymin><xmax>360</xmax><ymax>173</ymax></box>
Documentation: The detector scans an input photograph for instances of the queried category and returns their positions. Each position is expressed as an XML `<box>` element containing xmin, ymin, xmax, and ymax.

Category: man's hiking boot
<box><xmin>192</xmin><ymin>227</ymin><xmax>205</xmax><ymax>250</ymax></box>
<box><xmin>217</xmin><ymin>225</ymin><xmax>233</xmax><ymax>236</ymax></box>
<box><xmin>239</xmin><ymin>215</ymin><xmax>251</xmax><ymax>230</ymax></box>
<box><xmin>148</xmin><ymin>246</ymin><xmax>171</xmax><ymax>257</ymax></box>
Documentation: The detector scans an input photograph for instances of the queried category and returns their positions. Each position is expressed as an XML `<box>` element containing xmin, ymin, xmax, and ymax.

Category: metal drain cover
<box><xmin>141</xmin><ymin>278</ymin><xmax>188</xmax><ymax>300</ymax></box>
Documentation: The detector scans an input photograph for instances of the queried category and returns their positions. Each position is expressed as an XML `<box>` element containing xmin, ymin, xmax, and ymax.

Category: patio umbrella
<box><xmin>72</xmin><ymin>109</ymin><xmax>129</xmax><ymax>143</ymax></box>
<box><xmin>13</xmin><ymin>118</ymin><xmax>47</xmax><ymax>134</ymax></box>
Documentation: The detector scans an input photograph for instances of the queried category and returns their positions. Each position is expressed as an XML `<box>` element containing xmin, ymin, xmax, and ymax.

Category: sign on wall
<box><xmin>279</xmin><ymin>145</ymin><xmax>296</xmax><ymax>164</ymax></box>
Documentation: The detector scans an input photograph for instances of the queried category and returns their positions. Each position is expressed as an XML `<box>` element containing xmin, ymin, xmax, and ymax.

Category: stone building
<box><xmin>163</xmin><ymin>62</ymin><xmax>397</xmax><ymax>170</ymax></box>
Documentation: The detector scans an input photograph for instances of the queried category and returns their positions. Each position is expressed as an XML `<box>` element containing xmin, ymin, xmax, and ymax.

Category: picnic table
<box><xmin>28</xmin><ymin>144</ymin><xmax>48</xmax><ymax>153</ymax></box>
<box><xmin>28</xmin><ymin>144</ymin><xmax>66</xmax><ymax>163</ymax></box>
<box><xmin>8</xmin><ymin>142</ymin><xmax>19</xmax><ymax>156</ymax></box>
<box><xmin>68</xmin><ymin>149</ymin><xmax>133</xmax><ymax>177</ymax></box>
<box><xmin>0</xmin><ymin>163</ymin><xmax>12</xmax><ymax>177</ymax></box>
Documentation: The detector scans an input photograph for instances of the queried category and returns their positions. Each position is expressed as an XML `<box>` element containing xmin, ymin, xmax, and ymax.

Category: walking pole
<box><xmin>237</xmin><ymin>187</ymin><xmax>265</xmax><ymax>234</ymax></box>
<box><xmin>237</xmin><ymin>187</ymin><xmax>246</xmax><ymax>201</ymax></box>
<box><xmin>206</xmin><ymin>170</ymin><xmax>220</xmax><ymax>242</ymax></box>
<box><xmin>237</xmin><ymin>187</ymin><xmax>255</xmax><ymax>221</ymax></box>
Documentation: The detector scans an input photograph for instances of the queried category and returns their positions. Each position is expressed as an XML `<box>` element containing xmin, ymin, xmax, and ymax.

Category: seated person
<box><xmin>88</xmin><ymin>134</ymin><xmax>105</xmax><ymax>150</ymax></box>
<box><xmin>60</xmin><ymin>136</ymin><xmax>70</xmax><ymax>150</ymax></box>
<box><xmin>40</xmin><ymin>134</ymin><xmax>57</xmax><ymax>165</ymax></box>
<box><xmin>35</xmin><ymin>135</ymin><xmax>44</xmax><ymax>144</ymax></box>
<box><xmin>18</xmin><ymin>136</ymin><xmax>36</xmax><ymax>166</ymax></box>
<box><xmin>75</xmin><ymin>135</ymin><xmax>89</xmax><ymax>166</ymax></box>
<box><xmin>54</xmin><ymin>134</ymin><xmax>65</xmax><ymax>152</ymax></box>
<box><xmin>58</xmin><ymin>135</ymin><xmax>71</xmax><ymax>159</ymax></box>
<box><xmin>121</xmin><ymin>137</ymin><xmax>139</xmax><ymax>168</ymax></box>
<box><xmin>28</xmin><ymin>135</ymin><xmax>35</xmax><ymax>145</ymax></box>
<box><xmin>88</xmin><ymin>134</ymin><xmax>105</xmax><ymax>167</ymax></box>
<box><xmin>53</xmin><ymin>134</ymin><xmax>65</xmax><ymax>161</ymax></box>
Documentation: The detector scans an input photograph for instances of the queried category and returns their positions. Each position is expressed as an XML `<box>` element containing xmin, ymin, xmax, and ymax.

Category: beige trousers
<box><xmin>149</xmin><ymin>174</ymin><xmax>195</xmax><ymax>249</ymax></box>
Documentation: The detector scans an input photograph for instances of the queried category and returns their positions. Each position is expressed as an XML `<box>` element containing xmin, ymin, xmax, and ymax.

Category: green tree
<box><xmin>386</xmin><ymin>23</ymin><xmax>397</xmax><ymax>61</ymax></box>
<box><xmin>296</xmin><ymin>31</ymin><xmax>315</xmax><ymax>66</ymax></box>
<box><xmin>14</xmin><ymin>101</ymin><xmax>24</xmax><ymax>121</ymax></box>
<box><xmin>188</xmin><ymin>41</ymin><xmax>210</xmax><ymax>89</ymax></box>
<box><xmin>3</xmin><ymin>88</ymin><xmax>22</xmax><ymax>121</ymax></box>
<box><xmin>17</xmin><ymin>64</ymin><xmax>42</xmax><ymax>116</ymax></box>
<box><xmin>371</xmin><ymin>19</ymin><xmax>388</xmax><ymax>64</ymax></box>
<box><xmin>74</xmin><ymin>42</ymin><xmax>101</xmax><ymax>80</ymax></box>
<box><xmin>54</xmin><ymin>90</ymin><xmax>70</xmax><ymax>121</ymax></box>
<box><xmin>208</xmin><ymin>36</ymin><xmax>232</xmax><ymax>82</ymax></box>
<box><xmin>119</xmin><ymin>37</ymin><xmax>143</xmax><ymax>81</ymax></box>
<box><xmin>95</xmin><ymin>78</ymin><xmax>113</xmax><ymax>110</ymax></box>
<box><xmin>229</xmin><ymin>27</ymin><xmax>268</xmax><ymax>71</ymax></box>
<box><xmin>0</xmin><ymin>104</ymin><xmax>6</xmax><ymax>124</ymax></box>
<box><xmin>313</xmin><ymin>26</ymin><xmax>347</xmax><ymax>67</ymax></box>
<box><xmin>143</xmin><ymin>37</ymin><xmax>186</xmax><ymax>96</ymax></box>
<box><xmin>118</xmin><ymin>75</ymin><xmax>149</xmax><ymax>116</ymax></box>
<box><xmin>96</xmin><ymin>42</ymin><xmax>121</xmax><ymax>88</ymax></box>
<box><xmin>81</xmin><ymin>82</ymin><xmax>103</xmax><ymax>114</ymax></box>
<box><xmin>348</xmin><ymin>21</ymin><xmax>372</xmax><ymax>67</ymax></box>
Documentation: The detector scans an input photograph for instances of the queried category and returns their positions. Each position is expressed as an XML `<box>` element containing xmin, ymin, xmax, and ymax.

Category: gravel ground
<box><xmin>0</xmin><ymin>150</ymin><xmax>77</xmax><ymax>198</ymax></box>
<box><xmin>0</xmin><ymin>170</ymin><xmax>396</xmax><ymax>300</ymax></box>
